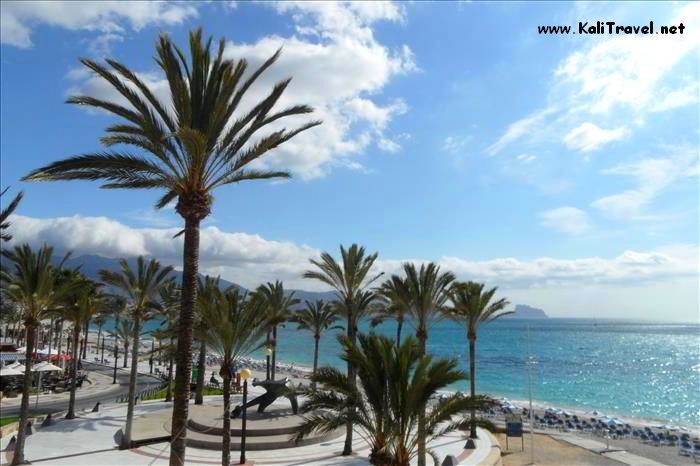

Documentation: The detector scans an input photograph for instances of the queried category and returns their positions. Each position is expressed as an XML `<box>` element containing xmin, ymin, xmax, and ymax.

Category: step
<box><xmin>185</xmin><ymin>426</ymin><xmax>343</xmax><ymax>451</ymax></box>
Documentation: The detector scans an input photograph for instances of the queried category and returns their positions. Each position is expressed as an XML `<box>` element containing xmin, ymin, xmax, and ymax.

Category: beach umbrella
<box><xmin>8</xmin><ymin>362</ymin><xmax>25</xmax><ymax>372</ymax></box>
<box><xmin>31</xmin><ymin>362</ymin><xmax>63</xmax><ymax>372</ymax></box>
<box><xmin>0</xmin><ymin>366</ymin><xmax>24</xmax><ymax>377</ymax></box>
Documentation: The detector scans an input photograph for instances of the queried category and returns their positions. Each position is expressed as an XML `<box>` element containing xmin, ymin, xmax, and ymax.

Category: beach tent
<box><xmin>0</xmin><ymin>366</ymin><xmax>23</xmax><ymax>377</ymax></box>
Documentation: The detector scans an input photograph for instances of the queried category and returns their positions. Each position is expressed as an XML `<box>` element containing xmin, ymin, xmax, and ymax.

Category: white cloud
<box><xmin>538</xmin><ymin>207</ymin><xmax>592</xmax><ymax>235</ymax></box>
<box><xmin>64</xmin><ymin>2</ymin><xmax>414</xmax><ymax>179</ymax></box>
<box><xmin>487</xmin><ymin>3</ymin><xmax>700</xmax><ymax>155</ymax></box>
<box><xmin>563</xmin><ymin>122</ymin><xmax>628</xmax><ymax>152</ymax></box>
<box><xmin>516</xmin><ymin>154</ymin><xmax>536</xmax><ymax>164</ymax></box>
<box><xmin>8</xmin><ymin>214</ymin><xmax>319</xmax><ymax>289</ymax></box>
<box><xmin>441</xmin><ymin>135</ymin><xmax>471</xmax><ymax>154</ymax></box>
<box><xmin>6</xmin><ymin>215</ymin><xmax>697</xmax><ymax>292</ymax></box>
<box><xmin>554</xmin><ymin>3</ymin><xmax>700</xmax><ymax>115</ymax></box>
<box><xmin>591</xmin><ymin>146</ymin><xmax>699</xmax><ymax>219</ymax></box>
<box><xmin>651</xmin><ymin>82</ymin><xmax>700</xmax><ymax>113</ymax></box>
<box><xmin>0</xmin><ymin>1</ymin><xmax>198</xmax><ymax>49</ymax></box>
<box><xmin>486</xmin><ymin>108</ymin><xmax>554</xmax><ymax>155</ymax></box>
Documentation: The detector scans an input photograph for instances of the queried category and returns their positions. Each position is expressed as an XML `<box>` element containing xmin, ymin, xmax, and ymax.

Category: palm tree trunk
<box><xmin>195</xmin><ymin>340</ymin><xmax>206</xmax><ymax>405</ymax></box>
<box><xmin>265</xmin><ymin>330</ymin><xmax>271</xmax><ymax>380</ymax></box>
<box><xmin>271</xmin><ymin>325</ymin><xmax>277</xmax><ymax>380</ymax></box>
<box><xmin>66</xmin><ymin>322</ymin><xmax>81</xmax><ymax>419</ymax></box>
<box><xmin>97</xmin><ymin>323</ymin><xmax>103</xmax><ymax>362</ymax></box>
<box><xmin>166</xmin><ymin>336</ymin><xmax>174</xmax><ymax>402</ymax></box>
<box><xmin>312</xmin><ymin>336</ymin><xmax>319</xmax><ymax>391</ymax></box>
<box><xmin>396</xmin><ymin>319</ymin><xmax>403</xmax><ymax>345</ymax></box>
<box><xmin>47</xmin><ymin>317</ymin><xmax>54</xmax><ymax>363</ymax></box>
<box><xmin>122</xmin><ymin>313</ymin><xmax>141</xmax><ymax>449</ymax></box>
<box><xmin>469</xmin><ymin>336</ymin><xmax>477</xmax><ymax>439</ymax></box>
<box><xmin>417</xmin><ymin>331</ymin><xmax>427</xmax><ymax>466</ymax></box>
<box><xmin>11</xmin><ymin>322</ymin><xmax>36</xmax><ymax>466</ymax></box>
<box><xmin>342</xmin><ymin>307</ymin><xmax>355</xmax><ymax>456</ymax></box>
<box><xmin>169</xmin><ymin>217</ymin><xmax>200</xmax><ymax>466</ymax></box>
<box><xmin>123</xmin><ymin>339</ymin><xmax>128</xmax><ymax>368</ymax></box>
<box><xmin>82</xmin><ymin>319</ymin><xmax>90</xmax><ymax>359</ymax></box>
<box><xmin>221</xmin><ymin>368</ymin><xmax>231</xmax><ymax>466</ymax></box>
<box><xmin>56</xmin><ymin>319</ymin><xmax>64</xmax><ymax>369</ymax></box>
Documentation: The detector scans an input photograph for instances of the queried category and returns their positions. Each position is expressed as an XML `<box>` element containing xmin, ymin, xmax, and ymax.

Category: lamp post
<box><xmin>239</xmin><ymin>368</ymin><xmax>252</xmax><ymax>465</ymax></box>
<box><xmin>264</xmin><ymin>347</ymin><xmax>272</xmax><ymax>381</ymax></box>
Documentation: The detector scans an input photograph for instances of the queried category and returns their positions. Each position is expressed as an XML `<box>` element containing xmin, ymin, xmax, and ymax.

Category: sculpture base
<box><xmin>131</xmin><ymin>403</ymin><xmax>342</xmax><ymax>451</ymax></box>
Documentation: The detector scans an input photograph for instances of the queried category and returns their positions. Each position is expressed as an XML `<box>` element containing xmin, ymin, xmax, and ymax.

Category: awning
<box><xmin>0</xmin><ymin>352</ymin><xmax>21</xmax><ymax>362</ymax></box>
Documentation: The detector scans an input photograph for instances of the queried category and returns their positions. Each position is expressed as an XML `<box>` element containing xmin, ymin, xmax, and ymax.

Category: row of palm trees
<box><xmin>3</xmin><ymin>26</ymin><xmax>514</xmax><ymax>466</ymax></box>
<box><xmin>302</xmin><ymin>245</ymin><xmax>512</xmax><ymax>466</ymax></box>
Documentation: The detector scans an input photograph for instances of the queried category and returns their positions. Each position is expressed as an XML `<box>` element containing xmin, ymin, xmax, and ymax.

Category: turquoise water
<box><xmin>99</xmin><ymin>318</ymin><xmax>700</xmax><ymax>427</ymax></box>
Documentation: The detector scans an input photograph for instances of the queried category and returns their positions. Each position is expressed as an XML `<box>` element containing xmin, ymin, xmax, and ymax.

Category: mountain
<box><xmin>57</xmin><ymin>253</ymin><xmax>337</xmax><ymax>305</ymax></box>
<box><xmin>504</xmin><ymin>304</ymin><xmax>548</xmax><ymax>319</ymax></box>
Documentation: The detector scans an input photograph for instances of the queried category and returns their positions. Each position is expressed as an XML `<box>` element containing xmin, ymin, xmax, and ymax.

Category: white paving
<box><xmin>2</xmin><ymin>398</ymin><xmax>488</xmax><ymax>466</ymax></box>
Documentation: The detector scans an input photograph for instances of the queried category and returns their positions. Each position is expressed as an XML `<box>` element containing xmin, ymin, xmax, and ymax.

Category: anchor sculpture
<box><xmin>231</xmin><ymin>377</ymin><xmax>298</xmax><ymax>418</ymax></box>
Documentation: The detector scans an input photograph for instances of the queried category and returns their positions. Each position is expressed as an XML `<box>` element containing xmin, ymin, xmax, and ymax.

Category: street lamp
<box><xmin>264</xmin><ymin>347</ymin><xmax>272</xmax><ymax>381</ymax></box>
<box><xmin>239</xmin><ymin>368</ymin><xmax>252</xmax><ymax>465</ymax></box>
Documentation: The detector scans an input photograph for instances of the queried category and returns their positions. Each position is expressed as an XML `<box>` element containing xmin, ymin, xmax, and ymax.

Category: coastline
<box><xmin>84</xmin><ymin>329</ymin><xmax>700</xmax><ymax>433</ymax></box>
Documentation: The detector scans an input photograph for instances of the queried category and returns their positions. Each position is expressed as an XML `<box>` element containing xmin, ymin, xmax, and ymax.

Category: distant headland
<box><xmin>504</xmin><ymin>304</ymin><xmax>549</xmax><ymax>319</ymax></box>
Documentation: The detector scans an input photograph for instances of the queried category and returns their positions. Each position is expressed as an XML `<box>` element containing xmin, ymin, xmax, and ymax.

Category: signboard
<box><xmin>505</xmin><ymin>414</ymin><xmax>524</xmax><ymax>450</ymax></box>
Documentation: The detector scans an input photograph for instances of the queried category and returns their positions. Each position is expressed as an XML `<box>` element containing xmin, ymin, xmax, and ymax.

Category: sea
<box><xmin>96</xmin><ymin>317</ymin><xmax>700</xmax><ymax>428</ymax></box>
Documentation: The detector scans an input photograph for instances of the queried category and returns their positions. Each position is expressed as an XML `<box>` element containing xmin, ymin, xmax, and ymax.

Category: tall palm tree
<box><xmin>400</xmin><ymin>262</ymin><xmax>455</xmax><ymax>466</ymax></box>
<box><xmin>296</xmin><ymin>333</ymin><xmax>494</xmax><ymax>466</ymax></box>
<box><xmin>63</xmin><ymin>277</ymin><xmax>105</xmax><ymax>419</ymax></box>
<box><xmin>254</xmin><ymin>281</ymin><xmax>298</xmax><ymax>380</ymax></box>
<box><xmin>303</xmin><ymin>244</ymin><xmax>382</xmax><ymax>455</ymax></box>
<box><xmin>23</xmin><ymin>28</ymin><xmax>320</xmax><ymax>466</ymax></box>
<box><xmin>446</xmin><ymin>281</ymin><xmax>511</xmax><ymax>440</ymax></box>
<box><xmin>100</xmin><ymin>257</ymin><xmax>173</xmax><ymax>449</ymax></box>
<box><xmin>198</xmin><ymin>288</ymin><xmax>268</xmax><ymax>466</ymax></box>
<box><xmin>193</xmin><ymin>275</ymin><xmax>220</xmax><ymax>405</ymax></box>
<box><xmin>372</xmin><ymin>275</ymin><xmax>412</xmax><ymax>345</ymax></box>
<box><xmin>0</xmin><ymin>187</ymin><xmax>24</xmax><ymax>242</ymax></box>
<box><xmin>158</xmin><ymin>281</ymin><xmax>181</xmax><ymax>402</ymax></box>
<box><xmin>109</xmin><ymin>318</ymin><xmax>133</xmax><ymax>368</ymax></box>
<box><xmin>291</xmin><ymin>300</ymin><xmax>342</xmax><ymax>390</ymax></box>
<box><xmin>0</xmin><ymin>245</ymin><xmax>75</xmax><ymax>465</ymax></box>
<box><xmin>94</xmin><ymin>313</ymin><xmax>108</xmax><ymax>363</ymax></box>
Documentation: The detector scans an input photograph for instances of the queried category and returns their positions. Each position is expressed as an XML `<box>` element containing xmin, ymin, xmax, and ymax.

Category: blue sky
<box><xmin>1</xmin><ymin>2</ymin><xmax>698</xmax><ymax>321</ymax></box>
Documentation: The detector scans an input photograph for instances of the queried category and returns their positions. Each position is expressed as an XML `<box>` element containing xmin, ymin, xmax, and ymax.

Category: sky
<box><xmin>1</xmin><ymin>1</ymin><xmax>698</xmax><ymax>322</ymax></box>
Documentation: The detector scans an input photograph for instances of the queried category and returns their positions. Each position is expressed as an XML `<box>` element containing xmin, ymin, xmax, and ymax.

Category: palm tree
<box><xmin>399</xmin><ymin>262</ymin><xmax>455</xmax><ymax>466</ymax></box>
<box><xmin>94</xmin><ymin>313</ymin><xmax>108</xmax><ymax>363</ymax></box>
<box><xmin>254</xmin><ymin>281</ymin><xmax>298</xmax><ymax>380</ymax></box>
<box><xmin>303</xmin><ymin>244</ymin><xmax>382</xmax><ymax>455</ymax></box>
<box><xmin>23</xmin><ymin>28</ymin><xmax>321</xmax><ymax>466</ymax></box>
<box><xmin>63</xmin><ymin>276</ymin><xmax>104</xmax><ymax>419</ymax></box>
<box><xmin>194</xmin><ymin>275</ymin><xmax>220</xmax><ymax>405</ymax></box>
<box><xmin>296</xmin><ymin>333</ymin><xmax>494</xmax><ymax>466</ymax></box>
<box><xmin>198</xmin><ymin>288</ymin><xmax>268</xmax><ymax>466</ymax></box>
<box><xmin>100</xmin><ymin>257</ymin><xmax>173</xmax><ymax>449</ymax></box>
<box><xmin>446</xmin><ymin>281</ymin><xmax>511</xmax><ymax>441</ymax></box>
<box><xmin>158</xmin><ymin>282</ymin><xmax>180</xmax><ymax>402</ymax></box>
<box><xmin>372</xmin><ymin>275</ymin><xmax>412</xmax><ymax>345</ymax></box>
<box><xmin>0</xmin><ymin>245</ymin><xmax>75</xmax><ymax>465</ymax></box>
<box><xmin>291</xmin><ymin>300</ymin><xmax>342</xmax><ymax>390</ymax></box>
<box><xmin>0</xmin><ymin>187</ymin><xmax>24</xmax><ymax>242</ymax></box>
<box><xmin>109</xmin><ymin>318</ymin><xmax>133</xmax><ymax>368</ymax></box>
